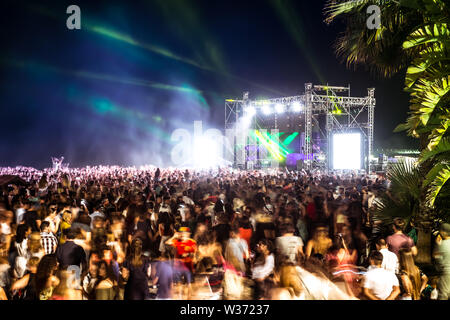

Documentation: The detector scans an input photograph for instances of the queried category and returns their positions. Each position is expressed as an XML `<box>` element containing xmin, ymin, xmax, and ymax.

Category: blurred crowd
<box><xmin>0</xmin><ymin>165</ymin><xmax>449</xmax><ymax>300</ymax></box>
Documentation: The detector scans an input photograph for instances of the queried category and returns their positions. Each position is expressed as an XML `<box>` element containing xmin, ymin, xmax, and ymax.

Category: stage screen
<box><xmin>332</xmin><ymin>132</ymin><xmax>361</xmax><ymax>170</ymax></box>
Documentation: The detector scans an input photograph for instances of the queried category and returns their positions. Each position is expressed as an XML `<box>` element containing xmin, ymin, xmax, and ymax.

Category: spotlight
<box><xmin>262</xmin><ymin>104</ymin><xmax>272</xmax><ymax>115</ymax></box>
<box><xmin>291</xmin><ymin>101</ymin><xmax>303</xmax><ymax>112</ymax></box>
<box><xmin>241</xmin><ymin>115</ymin><xmax>253</xmax><ymax>128</ymax></box>
<box><xmin>275</xmin><ymin>103</ymin><xmax>285</xmax><ymax>114</ymax></box>
<box><xmin>193</xmin><ymin>136</ymin><xmax>220</xmax><ymax>168</ymax></box>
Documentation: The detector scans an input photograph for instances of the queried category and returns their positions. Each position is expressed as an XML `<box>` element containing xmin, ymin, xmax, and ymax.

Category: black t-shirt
<box><xmin>24</xmin><ymin>210</ymin><xmax>39</xmax><ymax>232</ymax></box>
<box><xmin>157</xmin><ymin>212</ymin><xmax>174</xmax><ymax>236</ymax></box>
<box><xmin>128</xmin><ymin>219</ymin><xmax>152</xmax><ymax>240</ymax></box>
<box><xmin>56</xmin><ymin>241</ymin><xmax>87</xmax><ymax>269</ymax></box>
<box><xmin>213</xmin><ymin>223</ymin><xmax>231</xmax><ymax>244</ymax></box>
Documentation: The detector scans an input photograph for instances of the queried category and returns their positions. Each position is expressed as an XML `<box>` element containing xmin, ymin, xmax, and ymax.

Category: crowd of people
<box><xmin>0</xmin><ymin>165</ymin><xmax>449</xmax><ymax>300</ymax></box>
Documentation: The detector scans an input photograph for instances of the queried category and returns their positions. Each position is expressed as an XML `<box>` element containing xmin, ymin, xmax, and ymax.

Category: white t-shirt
<box><xmin>252</xmin><ymin>254</ymin><xmax>274</xmax><ymax>280</ymax></box>
<box><xmin>182</xmin><ymin>196</ymin><xmax>194</xmax><ymax>206</ymax></box>
<box><xmin>364</xmin><ymin>266</ymin><xmax>399</xmax><ymax>300</ymax></box>
<box><xmin>276</xmin><ymin>236</ymin><xmax>304</xmax><ymax>263</ymax></box>
<box><xmin>16</xmin><ymin>208</ymin><xmax>26</xmax><ymax>225</ymax></box>
<box><xmin>380</xmin><ymin>248</ymin><xmax>399</xmax><ymax>274</ymax></box>
<box><xmin>0</xmin><ymin>223</ymin><xmax>11</xmax><ymax>244</ymax></box>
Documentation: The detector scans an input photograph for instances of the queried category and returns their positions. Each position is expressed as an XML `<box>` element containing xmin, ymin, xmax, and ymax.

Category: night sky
<box><xmin>0</xmin><ymin>0</ymin><xmax>418</xmax><ymax>169</ymax></box>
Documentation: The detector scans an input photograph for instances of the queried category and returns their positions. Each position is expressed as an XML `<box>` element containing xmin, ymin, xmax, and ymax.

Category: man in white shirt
<box><xmin>376</xmin><ymin>238</ymin><xmax>399</xmax><ymax>274</ymax></box>
<box><xmin>275</xmin><ymin>223</ymin><xmax>304</xmax><ymax>264</ymax></box>
<box><xmin>363</xmin><ymin>251</ymin><xmax>400</xmax><ymax>300</ymax></box>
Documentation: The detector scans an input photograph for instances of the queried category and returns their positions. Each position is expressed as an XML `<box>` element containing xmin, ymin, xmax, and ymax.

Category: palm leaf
<box><xmin>426</xmin><ymin>164</ymin><xmax>450</xmax><ymax>206</ymax></box>
<box><xmin>373</xmin><ymin>159</ymin><xmax>422</xmax><ymax>222</ymax></box>
<box><xmin>426</xmin><ymin>117</ymin><xmax>450</xmax><ymax>150</ymax></box>
<box><xmin>403</xmin><ymin>23</ymin><xmax>450</xmax><ymax>49</ymax></box>
<box><xmin>387</xmin><ymin>159</ymin><xmax>422</xmax><ymax>198</ymax></box>
<box><xmin>325</xmin><ymin>0</ymin><xmax>424</xmax><ymax>77</ymax></box>
<box><xmin>405</xmin><ymin>47</ymin><xmax>450</xmax><ymax>89</ymax></box>
<box><xmin>420</xmin><ymin>136</ymin><xmax>450</xmax><ymax>163</ymax></box>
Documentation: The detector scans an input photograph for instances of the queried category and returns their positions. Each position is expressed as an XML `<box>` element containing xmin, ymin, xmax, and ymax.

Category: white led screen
<box><xmin>333</xmin><ymin>133</ymin><xmax>361</xmax><ymax>170</ymax></box>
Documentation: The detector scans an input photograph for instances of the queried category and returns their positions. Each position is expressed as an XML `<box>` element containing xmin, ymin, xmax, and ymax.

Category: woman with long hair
<box><xmin>305</xmin><ymin>225</ymin><xmax>333</xmax><ymax>261</ymax></box>
<box><xmin>35</xmin><ymin>254</ymin><xmax>59</xmax><ymax>300</ymax></box>
<box><xmin>325</xmin><ymin>234</ymin><xmax>359</xmax><ymax>297</ymax></box>
<box><xmin>122</xmin><ymin>238</ymin><xmax>151</xmax><ymax>300</ymax></box>
<box><xmin>93</xmin><ymin>260</ymin><xmax>118</xmax><ymax>300</ymax></box>
<box><xmin>13</xmin><ymin>224</ymin><xmax>32</xmax><ymax>279</ymax></box>
<box><xmin>398</xmin><ymin>248</ymin><xmax>428</xmax><ymax>300</ymax></box>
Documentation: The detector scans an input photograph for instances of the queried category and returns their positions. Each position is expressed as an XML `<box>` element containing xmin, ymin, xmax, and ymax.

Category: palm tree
<box><xmin>325</xmin><ymin>0</ymin><xmax>450</xmax><ymax>262</ymax></box>
<box><xmin>372</xmin><ymin>159</ymin><xmax>421</xmax><ymax>224</ymax></box>
<box><xmin>324</xmin><ymin>0</ymin><xmax>424</xmax><ymax>77</ymax></box>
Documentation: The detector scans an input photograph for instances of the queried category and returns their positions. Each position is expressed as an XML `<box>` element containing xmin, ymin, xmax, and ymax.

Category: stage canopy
<box><xmin>0</xmin><ymin>175</ymin><xmax>28</xmax><ymax>187</ymax></box>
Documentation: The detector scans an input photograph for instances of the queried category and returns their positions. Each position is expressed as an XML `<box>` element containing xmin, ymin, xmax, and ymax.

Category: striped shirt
<box><xmin>40</xmin><ymin>232</ymin><xmax>58</xmax><ymax>254</ymax></box>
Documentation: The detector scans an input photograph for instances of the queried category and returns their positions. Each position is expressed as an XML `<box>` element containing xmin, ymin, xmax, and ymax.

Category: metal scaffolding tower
<box><xmin>224</xmin><ymin>83</ymin><xmax>375</xmax><ymax>172</ymax></box>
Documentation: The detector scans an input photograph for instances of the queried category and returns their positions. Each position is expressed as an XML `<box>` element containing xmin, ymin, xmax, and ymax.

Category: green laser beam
<box><xmin>27</xmin><ymin>4</ymin><xmax>287</xmax><ymax>97</ymax></box>
<box><xmin>261</xmin><ymin>131</ymin><xmax>290</xmax><ymax>155</ymax></box>
<box><xmin>270</xmin><ymin>0</ymin><xmax>325</xmax><ymax>84</ymax></box>
<box><xmin>253</xmin><ymin>131</ymin><xmax>283</xmax><ymax>160</ymax></box>
<box><xmin>1</xmin><ymin>58</ymin><xmax>205</xmax><ymax>96</ymax></box>
<box><xmin>283</xmin><ymin>132</ymin><xmax>299</xmax><ymax>146</ymax></box>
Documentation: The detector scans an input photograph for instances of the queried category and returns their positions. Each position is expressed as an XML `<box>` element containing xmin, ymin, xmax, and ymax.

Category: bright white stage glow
<box><xmin>275</xmin><ymin>103</ymin><xmax>285</xmax><ymax>113</ymax></box>
<box><xmin>262</xmin><ymin>104</ymin><xmax>272</xmax><ymax>115</ymax></box>
<box><xmin>193</xmin><ymin>136</ymin><xmax>221</xmax><ymax>168</ymax></box>
<box><xmin>245</xmin><ymin>105</ymin><xmax>256</xmax><ymax>117</ymax></box>
<box><xmin>333</xmin><ymin>132</ymin><xmax>361</xmax><ymax>170</ymax></box>
<box><xmin>291</xmin><ymin>101</ymin><xmax>302</xmax><ymax>112</ymax></box>
<box><xmin>241</xmin><ymin>115</ymin><xmax>253</xmax><ymax>128</ymax></box>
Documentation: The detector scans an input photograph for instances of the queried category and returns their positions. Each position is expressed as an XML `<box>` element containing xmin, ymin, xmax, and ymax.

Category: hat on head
<box><xmin>179</xmin><ymin>227</ymin><xmax>190</xmax><ymax>233</ymax></box>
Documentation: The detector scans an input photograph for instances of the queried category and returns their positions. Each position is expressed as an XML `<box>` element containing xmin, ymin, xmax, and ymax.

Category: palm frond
<box><xmin>373</xmin><ymin>159</ymin><xmax>421</xmax><ymax>221</ymax></box>
<box><xmin>419</xmin><ymin>136</ymin><xmax>450</xmax><ymax>163</ymax></box>
<box><xmin>386</xmin><ymin>159</ymin><xmax>422</xmax><ymax>199</ymax></box>
<box><xmin>426</xmin><ymin>164</ymin><xmax>450</xmax><ymax>206</ymax></box>
<box><xmin>403</xmin><ymin>23</ymin><xmax>450</xmax><ymax>49</ymax></box>
<box><xmin>426</xmin><ymin>117</ymin><xmax>450</xmax><ymax>150</ymax></box>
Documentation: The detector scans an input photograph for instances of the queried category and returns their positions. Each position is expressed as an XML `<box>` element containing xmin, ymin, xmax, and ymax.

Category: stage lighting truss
<box><xmin>224</xmin><ymin>84</ymin><xmax>375</xmax><ymax>172</ymax></box>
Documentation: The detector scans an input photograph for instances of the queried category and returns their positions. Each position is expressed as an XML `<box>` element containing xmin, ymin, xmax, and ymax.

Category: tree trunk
<box><xmin>415</xmin><ymin>225</ymin><xmax>432</xmax><ymax>264</ymax></box>
<box><xmin>414</xmin><ymin>139</ymin><xmax>434</xmax><ymax>265</ymax></box>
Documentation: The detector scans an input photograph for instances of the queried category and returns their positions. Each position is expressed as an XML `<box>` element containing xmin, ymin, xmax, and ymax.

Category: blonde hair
<box><xmin>29</xmin><ymin>232</ymin><xmax>42</xmax><ymax>253</ymax></box>
<box><xmin>312</xmin><ymin>227</ymin><xmax>331</xmax><ymax>255</ymax></box>
<box><xmin>399</xmin><ymin>249</ymin><xmax>421</xmax><ymax>300</ymax></box>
